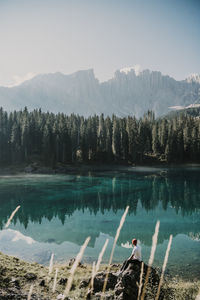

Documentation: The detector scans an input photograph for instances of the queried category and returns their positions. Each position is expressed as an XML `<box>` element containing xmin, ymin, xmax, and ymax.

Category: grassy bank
<box><xmin>0</xmin><ymin>252</ymin><xmax>199</xmax><ymax>299</ymax></box>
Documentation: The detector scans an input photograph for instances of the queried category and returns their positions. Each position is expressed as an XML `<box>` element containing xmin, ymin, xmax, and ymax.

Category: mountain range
<box><xmin>0</xmin><ymin>67</ymin><xmax>200</xmax><ymax>117</ymax></box>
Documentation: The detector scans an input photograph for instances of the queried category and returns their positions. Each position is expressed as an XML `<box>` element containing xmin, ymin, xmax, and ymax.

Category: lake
<box><xmin>0</xmin><ymin>167</ymin><xmax>199</xmax><ymax>280</ymax></box>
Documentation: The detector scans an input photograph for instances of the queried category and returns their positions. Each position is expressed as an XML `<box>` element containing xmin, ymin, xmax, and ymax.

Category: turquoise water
<box><xmin>0</xmin><ymin>167</ymin><xmax>199</xmax><ymax>280</ymax></box>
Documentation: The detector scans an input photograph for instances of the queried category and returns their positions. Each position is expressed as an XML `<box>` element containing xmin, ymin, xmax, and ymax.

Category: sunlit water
<box><xmin>0</xmin><ymin>167</ymin><xmax>199</xmax><ymax>280</ymax></box>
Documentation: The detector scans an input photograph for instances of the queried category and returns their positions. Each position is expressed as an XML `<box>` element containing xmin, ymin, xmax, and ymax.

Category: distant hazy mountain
<box><xmin>0</xmin><ymin>67</ymin><xmax>200</xmax><ymax>117</ymax></box>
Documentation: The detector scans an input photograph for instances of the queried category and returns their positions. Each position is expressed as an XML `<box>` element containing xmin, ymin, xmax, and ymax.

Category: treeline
<box><xmin>0</xmin><ymin>107</ymin><xmax>200</xmax><ymax>165</ymax></box>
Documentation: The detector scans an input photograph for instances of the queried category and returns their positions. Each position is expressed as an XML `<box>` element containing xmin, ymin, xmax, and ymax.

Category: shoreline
<box><xmin>0</xmin><ymin>251</ymin><xmax>199</xmax><ymax>300</ymax></box>
<box><xmin>1</xmin><ymin>164</ymin><xmax>199</xmax><ymax>298</ymax></box>
<box><xmin>1</xmin><ymin>162</ymin><xmax>200</xmax><ymax>176</ymax></box>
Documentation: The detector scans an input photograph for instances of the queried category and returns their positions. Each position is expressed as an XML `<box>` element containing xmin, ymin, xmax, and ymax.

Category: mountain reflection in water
<box><xmin>0</xmin><ymin>168</ymin><xmax>199</xmax><ymax>279</ymax></box>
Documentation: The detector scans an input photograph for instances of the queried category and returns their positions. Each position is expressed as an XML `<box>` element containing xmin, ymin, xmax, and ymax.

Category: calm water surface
<box><xmin>0</xmin><ymin>167</ymin><xmax>199</xmax><ymax>280</ymax></box>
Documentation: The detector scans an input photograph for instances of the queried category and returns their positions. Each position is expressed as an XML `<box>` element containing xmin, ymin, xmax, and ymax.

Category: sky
<box><xmin>0</xmin><ymin>0</ymin><xmax>200</xmax><ymax>86</ymax></box>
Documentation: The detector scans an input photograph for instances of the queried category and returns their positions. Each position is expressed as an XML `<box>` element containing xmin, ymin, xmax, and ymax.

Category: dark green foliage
<box><xmin>0</xmin><ymin>107</ymin><xmax>200</xmax><ymax>165</ymax></box>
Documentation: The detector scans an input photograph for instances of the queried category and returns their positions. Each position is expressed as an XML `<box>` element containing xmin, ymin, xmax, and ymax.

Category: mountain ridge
<box><xmin>0</xmin><ymin>68</ymin><xmax>200</xmax><ymax>117</ymax></box>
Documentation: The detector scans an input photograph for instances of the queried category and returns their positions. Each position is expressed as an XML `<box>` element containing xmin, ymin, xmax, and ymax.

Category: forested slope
<box><xmin>0</xmin><ymin>107</ymin><xmax>200</xmax><ymax>165</ymax></box>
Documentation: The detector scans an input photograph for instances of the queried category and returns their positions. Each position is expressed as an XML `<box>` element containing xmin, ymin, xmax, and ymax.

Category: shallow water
<box><xmin>0</xmin><ymin>167</ymin><xmax>199</xmax><ymax>280</ymax></box>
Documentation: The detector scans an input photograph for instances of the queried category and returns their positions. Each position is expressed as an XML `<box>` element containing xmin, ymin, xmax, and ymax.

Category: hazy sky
<box><xmin>0</xmin><ymin>0</ymin><xmax>200</xmax><ymax>86</ymax></box>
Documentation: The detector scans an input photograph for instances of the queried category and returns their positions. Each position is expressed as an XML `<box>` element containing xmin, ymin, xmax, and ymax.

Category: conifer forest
<box><xmin>0</xmin><ymin>107</ymin><xmax>200</xmax><ymax>165</ymax></box>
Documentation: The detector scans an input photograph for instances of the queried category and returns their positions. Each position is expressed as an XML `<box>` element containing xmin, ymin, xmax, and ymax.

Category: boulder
<box><xmin>86</xmin><ymin>261</ymin><xmax>162</xmax><ymax>300</ymax></box>
<box><xmin>24</xmin><ymin>272</ymin><xmax>37</xmax><ymax>280</ymax></box>
<box><xmin>93</xmin><ymin>272</ymin><xmax>118</xmax><ymax>293</ymax></box>
<box><xmin>114</xmin><ymin>260</ymin><xmax>161</xmax><ymax>300</ymax></box>
<box><xmin>58</xmin><ymin>278</ymin><xmax>68</xmax><ymax>285</ymax></box>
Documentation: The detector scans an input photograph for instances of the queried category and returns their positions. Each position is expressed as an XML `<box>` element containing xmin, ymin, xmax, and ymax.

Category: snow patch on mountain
<box><xmin>169</xmin><ymin>104</ymin><xmax>200</xmax><ymax>111</ymax></box>
<box><xmin>169</xmin><ymin>106</ymin><xmax>185</xmax><ymax>111</ymax></box>
<box><xmin>186</xmin><ymin>73</ymin><xmax>200</xmax><ymax>84</ymax></box>
<box><xmin>120</xmin><ymin>64</ymin><xmax>142</xmax><ymax>76</ymax></box>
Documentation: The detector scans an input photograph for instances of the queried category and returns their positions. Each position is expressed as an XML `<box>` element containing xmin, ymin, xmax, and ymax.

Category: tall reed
<box><xmin>96</xmin><ymin>239</ymin><xmax>109</xmax><ymax>273</ymax></box>
<box><xmin>141</xmin><ymin>220</ymin><xmax>160</xmax><ymax>300</ymax></box>
<box><xmin>84</xmin><ymin>238</ymin><xmax>109</xmax><ymax>300</ymax></box>
<box><xmin>62</xmin><ymin>236</ymin><xmax>91</xmax><ymax>299</ymax></box>
<box><xmin>155</xmin><ymin>234</ymin><xmax>173</xmax><ymax>300</ymax></box>
<box><xmin>101</xmin><ymin>206</ymin><xmax>129</xmax><ymax>300</ymax></box>
<box><xmin>47</xmin><ymin>253</ymin><xmax>54</xmax><ymax>285</ymax></box>
<box><xmin>90</xmin><ymin>261</ymin><xmax>96</xmax><ymax>293</ymax></box>
<box><xmin>52</xmin><ymin>268</ymin><xmax>58</xmax><ymax>293</ymax></box>
<box><xmin>137</xmin><ymin>261</ymin><xmax>144</xmax><ymax>300</ymax></box>
<box><xmin>196</xmin><ymin>292</ymin><xmax>200</xmax><ymax>300</ymax></box>
<box><xmin>27</xmin><ymin>284</ymin><xmax>33</xmax><ymax>300</ymax></box>
<box><xmin>5</xmin><ymin>206</ymin><xmax>21</xmax><ymax>228</ymax></box>
<box><xmin>49</xmin><ymin>253</ymin><xmax>54</xmax><ymax>275</ymax></box>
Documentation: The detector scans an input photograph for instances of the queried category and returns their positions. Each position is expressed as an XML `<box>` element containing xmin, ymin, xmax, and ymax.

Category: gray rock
<box><xmin>113</xmin><ymin>260</ymin><xmax>161</xmax><ymax>300</ymax></box>
<box><xmin>39</xmin><ymin>279</ymin><xmax>45</xmax><ymax>286</ymax></box>
<box><xmin>10</xmin><ymin>278</ymin><xmax>20</xmax><ymax>289</ymax></box>
<box><xmin>85</xmin><ymin>260</ymin><xmax>162</xmax><ymax>300</ymax></box>
<box><xmin>79</xmin><ymin>279</ymin><xmax>89</xmax><ymax>288</ymax></box>
<box><xmin>92</xmin><ymin>272</ymin><xmax>118</xmax><ymax>293</ymax></box>
<box><xmin>25</xmin><ymin>272</ymin><xmax>37</xmax><ymax>280</ymax></box>
<box><xmin>68</xmin><ymin>258</ymin><xmax>83</xmax><ymax>267</ymax></box>
<box><xmin>58</xmin><ymin>277</ymin><xmax>68</xmax><ymax>285</ymax></box>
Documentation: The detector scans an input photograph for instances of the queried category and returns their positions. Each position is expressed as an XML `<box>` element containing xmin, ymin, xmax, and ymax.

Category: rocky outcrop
<box><xmin>84</xmin><ymin>260</ymin><xmax>162</xmax><ymax>300</ymax></box>
<box><xmin>114</xmin><ymin>260</ymin><xmax>161</xmax><ymax>300</ymax></box>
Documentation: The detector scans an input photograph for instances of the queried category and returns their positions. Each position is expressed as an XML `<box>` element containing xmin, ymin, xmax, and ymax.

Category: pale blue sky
<box><xmin>0</xmin><ymin>0</ymin><xmax>199</xmax><ymax>86</ymax></box>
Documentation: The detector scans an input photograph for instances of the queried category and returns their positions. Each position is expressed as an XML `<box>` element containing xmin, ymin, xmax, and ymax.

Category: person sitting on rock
<box><xmin>119</xmin><ymin>238</ymin><xmax>142</xmax><ymax>273</ymax></box>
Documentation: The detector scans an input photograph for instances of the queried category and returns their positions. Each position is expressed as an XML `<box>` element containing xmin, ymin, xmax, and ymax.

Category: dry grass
<box><xmin>84</xmin><ymin>238</ymin><xmax>109</xmax><ymax>299</ymax></box>
<box><xmin>101</xmin><ymin>206</ymin><xmax>129</xmax><ymax>300</ymax></box>
<box><xmin>48</xmin><ymin>253</ymin><xmax>54</xmax><ymax>275</ymax></box>
<box><xmin>96</xmin><ymin>238</ymin><xmax>109</xmax><ymax>273</ymax></box>
<box><xmin>163</xmin><ymin>279</ymin><xmax>200</xmax><ymax>300</ymax></box>
<box><xmin>52</xmin><ymin>268</ymin><xmax>58</xmax><ymax>293</ymax></box>
<box><xmin>137</xmin><ymin>261</ymin><xmax>144</xmax><ymax>300</ymax></box>
<box><xmin>62</xmin><ymin>236</ymin><xmax>91</xmax><ymax>299</ymax></box>
<box><xmin>195</xmin><ymin>291</ymin><xmax>200</xmax><ymax>300</ymax></box>
<box><xmin>27</xmin><ymin>284</ymin><xmax>33</xmax><ymax>300</ymax></box>
<box><xmin>141</xmin><ymin>220</ymin><xmax>160</xmax><ymax>300</ymax></box>
<box><xmin>0</xmin><ymin>250</ymin><xmax>199</xmax><ymax>300</ymax></box>
<box><xmin>155</xmin><ymin>234</ymin><xmax>173</xmax><ymax>300</ymax></box>
<box><xmin>90</xmin><ymin>261</ymin><xmax>96</xmax><ymax>293</ymax></box>
<box><xmin>5</xmin><ymin>205</ymin><xmax>21</xmax><ymax>228</ymax></box>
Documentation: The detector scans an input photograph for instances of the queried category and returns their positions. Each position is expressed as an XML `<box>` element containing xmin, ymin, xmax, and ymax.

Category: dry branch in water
<box><xmin>101</xmin><ymin>206</ymin><xmax>129</xmax><ymax>300</ymax></box>
<box><xmin>5</xmin><ymin>206</ymin><xmax>21</xmax><ymax>228</ymax></box>
<box><xmin>62</xmin><ymin>236</ymin><xmax>91</xmax><ymax>299</ymax></box>
<box><xmin>141</xmin><ymin>220</ymin><xmax>160</xmax><ymax>300</ymax></box>
<box><xmin>155</xmin><ymin>234</ymin><xmax>173</xmax><ymax>300</ymax></box>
